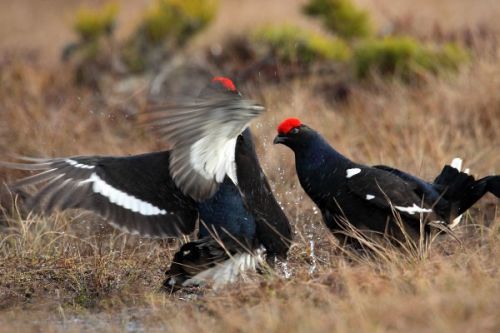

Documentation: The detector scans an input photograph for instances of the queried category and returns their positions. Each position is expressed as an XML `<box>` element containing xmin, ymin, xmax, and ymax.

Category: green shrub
<box><xmin>122</xmin><ymin>0</ymin><xmax>217</xmax><ymax>72</ymax></box>
<box><xmin>73</xmin><ymin>3</ymin><xmax>118</xmax><ymax>42</ymax></box>
<box><xmin>254</xmin><ymin>25</ymin><xmax>351</xmax><ymax>64</ymax></box>
<box><xmin>353</xmin><ymin>37</ymin><xmax>469</xmax><ymax>79</ymax></box>
<box><xmin>67</xmin><ymin>3</ymin><xmax>119</xmax><ymax>86</ymax></box>
<box><xmin>303</xmin><ymin>0</ymin><xmax>373</xmax><ymax>39</ymax></box>
<box><xmin>142</xmin><ymin>0</ymin><xmax>218</xmax><ymax>45</ymax></box>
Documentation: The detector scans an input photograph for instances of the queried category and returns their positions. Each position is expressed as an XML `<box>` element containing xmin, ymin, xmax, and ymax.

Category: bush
<box><xmin>122</xmin><ymin>0</ymin><xmax>217</xmax><ymax>72</ymax></box>
<box><xmin>142</xmin><ymin>0</ymin><xmax>218</xmax><ymax>45</ymax></box>
<box><xmin>254</xmin><ymin>25</ymin><xmax>351</xmax><ymax>64</ymax></box>
<box><xmin>303</xmin><ymin>0</ymin><xmax>373</xmax><ymax>39</ymax></box>
<box><xmin>65</xmin><ymin>3</ymin><xmax>120</xmax><ymax>87</ymax></box>
<box><xmin>73</xmin><ymin>3</ymin><xmax>118</xmax><ymax>42</ymax></box>
<box><xmin>353</xmin><ymin>37</ymin><xmax>469</xmax><ymax>79</ymax></box>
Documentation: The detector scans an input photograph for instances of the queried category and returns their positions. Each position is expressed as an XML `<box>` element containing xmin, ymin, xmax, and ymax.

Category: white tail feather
<box><xmin>451</xmin><ymin>157</ymin><xmax>463</xmax><ymax>171</ymax></box>
<box><xmin>449</xmin><ymin>157</ymin><xmax>468</xmax><ymax>229</ymax></box>
<box><xmin>182</xmin><ymin>248</ymin><xmax>266</xmax><ymax>289</ymax></box>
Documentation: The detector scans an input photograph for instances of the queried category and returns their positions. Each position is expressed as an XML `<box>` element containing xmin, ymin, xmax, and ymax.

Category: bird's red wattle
<box><xmin>211</xmin><ymin>76</ymin><xmax>237</xmax><ymax>92</ymax></box>
<box><xmin>277</xmin><ymin>118</ymin><xmax>302</xmax><ymax>134</ymax></box>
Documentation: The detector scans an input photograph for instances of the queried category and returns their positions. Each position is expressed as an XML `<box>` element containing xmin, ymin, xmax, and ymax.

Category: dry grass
<box><xmin>1</xmin><ymin>1</ymin><xmax>500</xmax><ymax>332</ymax></box>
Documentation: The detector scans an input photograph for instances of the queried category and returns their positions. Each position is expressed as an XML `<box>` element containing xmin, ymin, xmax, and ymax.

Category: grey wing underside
<box><xmin>147</xmin><ymin>96</ymin><xmax>265</xmax><ymax>201</ymax></box>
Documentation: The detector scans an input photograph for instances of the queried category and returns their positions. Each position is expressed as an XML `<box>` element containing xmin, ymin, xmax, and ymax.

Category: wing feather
<box><xmin>346</xmin><ymin>167</ymin><xmax>439</xmax><ymax>223</ymax></box>
<box><xmin>1</xmin><ymin>151</ymin><xmax>199</xmax><ymax>238</ymax></box>
<box><xmin>146</xmin><ymin>95</ymin><xmax>265</xmax><ymax>201</ymax></box>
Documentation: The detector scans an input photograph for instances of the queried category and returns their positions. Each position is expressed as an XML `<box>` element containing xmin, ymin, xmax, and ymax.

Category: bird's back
<box><xmin>197</xmin><ymin>177</ymin><xmax>256</xmax><ymax>240</ymax></box>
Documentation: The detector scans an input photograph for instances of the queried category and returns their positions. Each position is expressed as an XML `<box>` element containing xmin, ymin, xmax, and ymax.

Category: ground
<box><xmin>0</xmin><ymin>0</ymin><xmax>499</xmax><ymax>332</ymax></box>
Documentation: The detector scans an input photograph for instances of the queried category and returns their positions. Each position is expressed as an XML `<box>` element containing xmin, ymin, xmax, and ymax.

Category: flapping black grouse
<box><xmin>0</xmin><ymin>77</ymin><xmax>291</xmax><ymax>290</ymax></box>
<box><xmin>273</xmin><ymin>117</ymin><xmax>500</xmax><ymax>245</ymax></box>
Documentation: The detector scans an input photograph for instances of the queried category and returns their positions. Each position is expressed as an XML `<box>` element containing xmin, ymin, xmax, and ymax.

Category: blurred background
<box><xmin>2</xmin><ymin>0</ymin><xmax>500</xmax><ymax>66</ymax></box>
<box><xmin>1</xmin><ymin>0</ymin><xmax>499</xmax><ymax>95</ymax></box>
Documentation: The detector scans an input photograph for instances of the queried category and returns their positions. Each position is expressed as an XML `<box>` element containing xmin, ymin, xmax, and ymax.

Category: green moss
<box><xmin>254</xmin><ymin>25</ymin><xmax>351</xmax><ymax>64</ymax></box>
<box><xmin>73</xmin><ymin>3</ymin><xmax>118</xmax><ymax>42</ymax></box>
<box><xmin>303</xmin><ymin>0</ymin><xmax>373</xmax><ymax>39</ymax></box>
<box><xmin>142</xmin><ymin>0</ymin><xmax>217</xmax><ymax>45</ymax></box>
<box><xmin>353</xmin><ymin>37</ymin><xmax>469</xmax><ymax>79</ymax></box>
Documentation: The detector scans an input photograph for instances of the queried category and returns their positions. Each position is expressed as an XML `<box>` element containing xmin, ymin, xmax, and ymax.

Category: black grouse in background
<box><xmin>273</xmin><ymin>117</ymin><xmax>500</xmax><ymax>245</ymax></box>
<box><xmin>0</xmin><ymin>77</ymin><xmax>291</xmax><ymax>290</ymax></box>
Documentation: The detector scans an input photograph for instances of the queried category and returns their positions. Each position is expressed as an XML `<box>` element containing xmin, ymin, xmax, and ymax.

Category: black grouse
<box><xmin>0</xmin><ymin>77</ymin><xmax>291</xmax><ymax>290</ymax></box>
<box><xmin>273</xmin><ymin>117</ymin><xmax>500</xmax><ymax>245</ymax></box>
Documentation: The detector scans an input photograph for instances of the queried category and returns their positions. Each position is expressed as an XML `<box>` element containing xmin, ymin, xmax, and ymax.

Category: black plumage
<box><xmin>234</xmin><ymin>129</ymin><xmax>291</xmax><ymax>256</ymax></box>
<box><xmin>1</xmin><ymin>152</ymin><xmax>198</xmax><ymax>237</ymax></box>
<box><xmin>164</xmin><ymin>128</ymin><xmax>292</xmax><ymax>290</ymax></box>
<box><xmin>274</xmin><ymin>118</ymin><xmax>499</xmax><ymax>245</ymax></box>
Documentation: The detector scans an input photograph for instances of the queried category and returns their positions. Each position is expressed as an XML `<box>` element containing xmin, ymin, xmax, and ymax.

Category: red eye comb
<box><xmin>277</xmin><ymin>118</ymin><xmax>302</xmax><ymax>134</ymax></box>
<box><xmin>211</xmin><ymin>76</ymin><xmax>236</xmax><ymax>92</ymax></box>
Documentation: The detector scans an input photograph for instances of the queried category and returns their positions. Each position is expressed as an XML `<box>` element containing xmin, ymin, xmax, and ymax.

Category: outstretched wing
<box><xmin>346</xmin><ymin>167</ymin><xmax>439</xmax><ymax>223</ymax></box>
<box><xmin>1</xmin><ymin>151</ymin><xmax>198</xmax><ymax>238</ymax></box>
<box><xmin>147</xmin><ymin>94</ymin><xmax>265</xmax><ymax>201</ymax></box>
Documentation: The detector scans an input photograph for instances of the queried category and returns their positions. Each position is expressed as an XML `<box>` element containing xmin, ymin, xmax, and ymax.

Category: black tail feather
<box><xmin>486</xmin><ymin>175</ymin><xmax>500</xmax><ymax>198</ymax></box>
<box><xmin>433</xmin><ymin>166</ymin><xmax>475</xmax><ymax>201</ymax></box>
<box><xmin>433</xmin><ymin>165</ymin><xmax>499</xmax><ymax>217</ymax></box>
<box><xmin>456</xmin><ymin>177</ymin><xmax>490</xmax><ymax>215</ymax></box>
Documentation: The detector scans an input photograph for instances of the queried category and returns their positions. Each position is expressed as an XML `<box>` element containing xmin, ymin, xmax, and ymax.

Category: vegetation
<box><xmin>0</xmin><ymin>52</ymin><xmax>499</xmax><ymax>331</ymax></box>
<box><xmin>66</xmin><ymin>0</ymin><xmax>468</xmax><ymax>82</ymax></box>
<box><xmin>141</xmin><ymin>0</ymin><xmax>217</xmax><ymax>45</ymax></box>
<box><xmin>73</xmin><ymin>3</ymin><xmax>118</xmax><ymax>42</ymax></box>
<box><xmin>68</xmin><ymin>0</ymin><xmax>218</xmax><ymax>75</ymax></box>
<box><xmin>303</xmin><ymin>0</ymin><xmax>373</xmax><ymax>39</ymax></box>
<box><xmin>254</xmin><ymin>25</ymin><xmax>351</xmax><ymax>64</ymax></box>
<box><xmin>353</xmin><ymin>37</ymin><xmax>469</xmax><ymax>79</ymax></box>
<box><xmin>121</xmin><ymin>0</ymin><xmax>217</xmax><ymax>72</ymax></box>
<box><xmin>252</xmin><ymin>0</ymin><xmax>467</xmax><ymax>82</ymax></box>
<box><xmin>62</xmin><ymin>3</ymin><xmax>120</xmax><ymax>87</ymax></box>
<box><xmin>1</xmin><ymin>1</ymin><xmax>499</xmax><ymax>332</ymax></box>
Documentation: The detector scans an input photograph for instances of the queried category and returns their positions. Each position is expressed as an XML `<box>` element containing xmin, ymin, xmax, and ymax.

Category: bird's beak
<box><xmin>273</xmin><ymin>134</ymin><xmax>286</xmax><ymax>144</ymax></box>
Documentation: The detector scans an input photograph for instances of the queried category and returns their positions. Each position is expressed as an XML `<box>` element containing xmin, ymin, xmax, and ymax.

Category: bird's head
<box><xmin>201</xmin><ymin>76</ymin><xmax>242</xmax><ymax>97</ymax></box>
<box><xmin>273</xmin><ymin>117</ymin><xmax>315</xmax><ymax>150</ymax></box>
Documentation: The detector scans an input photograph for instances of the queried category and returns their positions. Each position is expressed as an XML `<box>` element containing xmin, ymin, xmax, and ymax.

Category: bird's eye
<box><xmin>289</xmin><ymin>127</ymin><xmax>300</xmax><ymax>135</ymax></box>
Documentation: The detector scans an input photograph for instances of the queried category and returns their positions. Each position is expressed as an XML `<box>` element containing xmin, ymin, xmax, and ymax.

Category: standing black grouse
<box><xmin>273</xmin><ymin>117</ymin><xmax>500</xmax><ymax>245</ymax></box>
<box><xmin>0</xmin><ymin>77</ymin><xmax>291</xmax><ymax>290</ymax></box>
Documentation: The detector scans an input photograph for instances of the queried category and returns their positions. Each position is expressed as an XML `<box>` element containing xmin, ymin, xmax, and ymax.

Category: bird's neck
<box><xmin>294</xmin><ymin>135</ymin><xmax>353</xmax><ymax>197</ymax></box>
<box><xmin>295</xmin><ymin>135</ymin><xmax>351</xmax><ymax>170</ymax></box>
